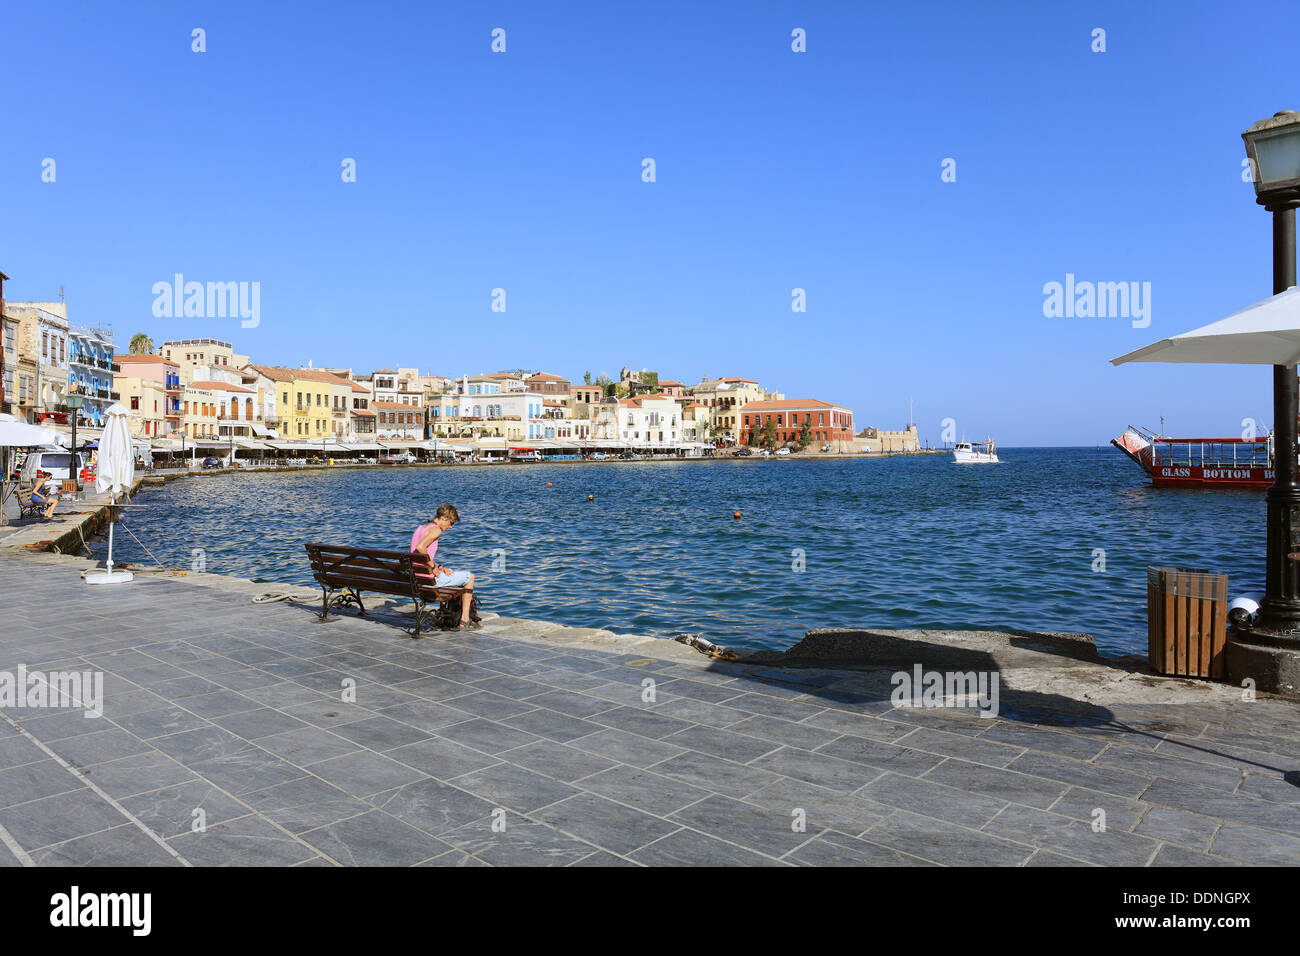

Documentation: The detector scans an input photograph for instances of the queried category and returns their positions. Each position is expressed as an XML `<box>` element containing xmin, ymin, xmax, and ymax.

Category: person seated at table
<box><xmin>30</xmin><ymin>471</ymin><xmax>59</xmax><ymax>520</ymax></box>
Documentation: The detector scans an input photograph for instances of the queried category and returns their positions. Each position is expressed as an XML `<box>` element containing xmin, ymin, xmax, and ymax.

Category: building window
<box><xmin>131</xmin><ymin>396</ymin><xmax>140</xmax><ymax>410</ymax></box>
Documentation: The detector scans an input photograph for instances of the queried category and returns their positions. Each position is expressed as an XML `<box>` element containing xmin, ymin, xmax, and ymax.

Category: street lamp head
<box><xmin>1243</xmin><ymin>110</ymin><xmax>1300</xmax><ymax>210</ymax></box>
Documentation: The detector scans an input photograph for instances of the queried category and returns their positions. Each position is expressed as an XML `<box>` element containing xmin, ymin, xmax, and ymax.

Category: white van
<box><xmin>20</xmin><ymin>450</ymin><xmax>85</xmax><ymax>484</ymax></box>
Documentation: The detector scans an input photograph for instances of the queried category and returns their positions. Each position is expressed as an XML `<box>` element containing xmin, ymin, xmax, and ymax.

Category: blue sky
<box><xmin>1</xmin><ymin>0</ymin><xmax>1295</xmax><ymax>444</ymax></box>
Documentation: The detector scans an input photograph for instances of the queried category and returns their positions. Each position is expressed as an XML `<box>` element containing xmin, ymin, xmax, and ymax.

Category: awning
<box><xmin>250</xmin><ymin>423</ymin><xmax>271</xmax><ymax>436</ymax></box>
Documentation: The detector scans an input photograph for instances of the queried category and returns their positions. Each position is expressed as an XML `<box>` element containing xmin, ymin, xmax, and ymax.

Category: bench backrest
<box><xmin>305</xmin><ymin>543</ymin><xmax>419</xmax><ymax>595</ymax></box>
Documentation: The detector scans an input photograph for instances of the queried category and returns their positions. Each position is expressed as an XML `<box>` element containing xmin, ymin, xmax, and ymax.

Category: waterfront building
<box><xmin>591</xmin><ymin>394</ymin><xmax>680</xmax><ymax>446</ymax></box>
<box><xmin>114</xmin><ymin>354</ymin><xmax>182</xmax><ymax>435</ymax></box>
<box><xmin>569</xmin><ymin>384</ymin><xmax>602</xmax><ymax>418</ymax></box>
<box><xmin>243</xmin><ymin>365</ymin><xmax>293</xmax><ymax>437</ymax></box>
<box><xmin>349</xmin><ymin>380</ymin><xmax>376</xmax><ymax>437</ymax></box>
<box><xmin>1</xmin><ymin>278</ymin><xmax>18</xmax><ymax>416</ymax></box>
<box><xmin>245</xmin><ymin>365</ymin><xmax>331</xmax><ymax>439</ymax></box>
<box><xmin>657</xmin><ymin>380</ymin><xmax>686</xmax><ymax>399</ymax></box>
<box><xmin>159</xmin><ymin>339</ymin><xmax>250</xmax><ymax>378</ymax></box>
<box><xmin>10</xmin><ymin>302</ymin><xmax>70</xmax><ymax>425</ymax></box>
<box><xmin>739</xmin><ymin>399</ymin><xmax>856</xmax><ymax>450</ymax></box>
<box><xmin>525</xmin><ymin>371</ymin><xmax>571</xmax><ymax>396</ymax></box>
<box><xmin>67</xmin><ymin>325</ymin><xmax>119</xmax><ymax>429</ymax></box>
<box><xmin>680</xmin><ymin>401</ymin><xmax>710</xmax><ymax>442</ymax></box>
<box><xmin>372</xmin><ymin>401</ymin><xmax>422</xmax><ymax>440</ymax></box>
<box><xmin>118</xmin><ymin>376</ymin><xmax>169</xmax><ymax>438</ymax></box>
<box><xmin>857</xmin><ymin>424</ymin><xmax>920</xmax><ymax>453</ymax></box>
<box><xmin>686</xmin><ymin>377</ymin><xmax>782</xmax><ymax>445</ymax></box>
<box><xmin>181</xmin><ymin>384</ymin><xmax>219</xmax><ymax>438</ymax></box>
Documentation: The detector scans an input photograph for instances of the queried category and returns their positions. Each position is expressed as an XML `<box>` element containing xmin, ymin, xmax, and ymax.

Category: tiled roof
<box><xmin>740</xmin><ymin>399</ymin><xmax>846</xmax><ymax>411</ymax></box>
<box><xmin>115</xmin><ymin>354</ymin><xmax>179</xmax><ymax>366</ymax></box>
<box><xmin>189</xmin><ymin>381</ymin><xmax>253</xmax><ymax>393</ymax></box>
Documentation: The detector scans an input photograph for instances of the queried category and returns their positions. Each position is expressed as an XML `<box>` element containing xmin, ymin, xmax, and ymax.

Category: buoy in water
<box><xmin>733</xmin><ymin>510</ymin><xmax>741</xmax><ymax>520</ymax></box>
<box><xmin>587</xmin><ymin>494</ymin><xmax>594</xmax><ymax>502</ymax></box>
<box><xmin>546</xmin><ymin>482</ymin><xmax>552</xmax><ymax>487</ymax></box>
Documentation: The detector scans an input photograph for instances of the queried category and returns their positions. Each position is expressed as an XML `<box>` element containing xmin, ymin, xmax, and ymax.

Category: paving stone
<box><xmin>1209</xmin><ymin>824</ymin><xmax>1300</xmax><ymax>865</ymax></box>
<box><xmin>500</xmin><ymin>740</ymin><xmax>618</xmax><ymax>783</ymax></box>
<box><xmin>441</xmin><ymin>815</ymin><xmax>597</xmax><ymax>866</ymax></box>
<box><xmin>814</xmin><ymin>735</ymin><xmax>946</xmax><ymax>777</ymax></box>
<box><xmin>567</xmin><ymin>728</ymin><xmax>688</xmax><ymax>768</ymax></box>
<box><xmin>0</xmin><ymin>760</ymin><xmax>85</xmax><ymax>808</ymax></box>
<box><xmin>1142</xmin><ymin>777</ymin><xmax>1300</xmax><ymax>837</ymax></box>
<box><xmin>534</xmin><ymin>792</ymin><xmax>679</xmax><ymax>855</ymax></box>
<box><xmin>1007</xmin><ymin>751</ymin><xmax>1152</xmax><ymax>799</ymax></box>
<box><xmin>29</xmin><ymin>823</ymin><xmax>182</xmax><ymax>867</ymax></box>
<box><xmin>168</xmin><ymin>814</ymin><xmax>317</xmax><ymax>866</ymax></box>
<box><xmin>1150</xmin><ymin>844</ymin><xmax>1237</xmax><ymax>866</ymax></box>
<box><xmin>306</xmin><ymin>750</ymin><xmax>428</xmax><ymax>798</ymax></box>
<box><xmin>0</xmin><ymin>735</ymin><xmax>51</xmax><ymax>771</ymax></box>
<box><xmin>661</xmin><ymin>725</ymin><xmax>783</xmax><ymax>764</ymax></box>
<box><xmin>368</xmin><ymin>777</ymin><xmax>496</xmax><ymax>835</ymax></box>
<box><xmin>242</xmin><ymin>776</ymin><xmax>373</xmax><ymax>834</ymax></box>
<box><xmin>329</xmin><ymin>715</ymin><xmax>432</xmax><ymax>751</ymax></box>
<box><xmin>669</xmin><ymin>794</ymin><xmax>820</xmax><ymax>856</ymax></box>
<box><xmin>0</xmin><ymin>787</ymin><xmax>128</xmax><ymax>849</ymax></box>
<box><xmin>81</xmin><ymin>750</ymin><xmax>198</xmax><ymax>800</ymax></box>
<box><xmin>650</xmin><ymin>750</ymin><xmax>785</xmax><ymax>798</ymax></box>
<box><xmin>1236</xmin><ymin>772</ymin><xmax>1300</xmax><ymax>805</ymax></box>
<box><xmin>921</xmin><ymin>758</ymin><xmax>1068</xmax><ymax>810</ymax></box>
<box><xmin>727</xmin><ymin>713</ymin><xmax>842</xmax><ymax>750</ymax></box>
<box><xmin>785</xmin><ymin>829</ymin><xmax>934</xmax><ymax>867</ymax></box>
<box><xmin>742</xmin><ymin>777</ymin><xmax>892</xmax><ymax>836</ymax></box>
<box><xmin>252</xmin><ymin>727</ymin><xmax>360</xmax><ymax>767</ymax></box>
<box><xmin>866</xmin><ymin>809</ymin><xmax>1034</xmax><ymax>866</ymax></box>
<box><xmin>121</xmin><ymin>779</ymin><xmax>251</xmax><ymax>837</ymax></box>
<box><xmin>982</xmin><ymin>804</ymin><xmax>1160</xmax><ymax>866</ymax></box>
<box><xmin>387</xmin><ymin>736</ymin><xmax>502</xmax><ymax>781</ymax></box>
<box><xmin>860</xmin><ymin>773</ymin><xmax>1006</xmax><ymax>829</ymax></box>
<box><xmin>1134</xmin><ymin>806</ymin><xmax>1219</xmax><ymax>849</ymax></box>
<box><xmin>448</xmin><ymin>762</ymin><xmax>579</xmax><ymax>813</ymax></box>
<box><xmin>629</xmin><ymin>828</ymin><xmax>788</xmax><ymax>867</ymax></box>
<box><xmin>501</xmin><ymin>708</ymin><xmax>601</xmax><ymax>743</ymax></box>
<box><xmin>977</xmin><ymin>722</ymin><xmax>1107</xmax><ymax>761</ymax></box>
<box><xmin>1023</xmin><ymin>849</ymin><xmax>1096</xmax><ymax>866</ymax></box>
<box><xmin>435</xmin><ymin>718</ymin><xmax>539</xmax><ymax>755</ymax></box>
<box><xmin>190</xmin><ymin>747</ymin><xmax>308</xmax><ymax>796</ymax></box>
<box><xmin>575</xmin><ymin>765</ymin><xmax>712</xmax><ymax>816</ymax></box>
<box><xmin>1096</xmin><ymin>744</ymin><xmax>1246</xmax><ymax>792</ymax></box>
<box><xmin>1048</xmin><ymin>787</ymin><xmax>1148</xmax><ymax>831</ymax></box>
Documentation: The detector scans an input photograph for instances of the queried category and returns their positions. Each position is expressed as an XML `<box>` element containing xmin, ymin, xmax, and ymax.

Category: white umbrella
<box><xmin>87</xmin><ymin>403</ymin><xmax>134</xmax><ymax>585</ymax></box>
<box><xmin>1112</xmin><ymin>286</ymin><xmax>1300</xmax><ymax>366</ymax></box>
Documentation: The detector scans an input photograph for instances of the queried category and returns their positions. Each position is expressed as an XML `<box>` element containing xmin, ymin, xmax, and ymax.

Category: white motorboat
<box><xmin>952</xmin><ymin>437</ymin><xmax>999</xmax><ymax>464</ymax></box>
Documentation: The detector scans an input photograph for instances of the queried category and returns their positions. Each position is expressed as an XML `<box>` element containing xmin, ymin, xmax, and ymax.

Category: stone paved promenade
<box><xmin>0</xmin><ymin>555</ymin><xmax>1297</xmax><ymax>866</ymax></box>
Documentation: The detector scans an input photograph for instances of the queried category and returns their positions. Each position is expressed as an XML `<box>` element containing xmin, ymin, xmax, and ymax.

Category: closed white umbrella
<box><xmin>1112</xmin><ymin>286</ymin><xmax>1300</xmax><ymax>366</ymax></box>
<box><xmin>87</xmin><ymin>403</ymin><xmax>134</xmax><ymax>585</ymax></box>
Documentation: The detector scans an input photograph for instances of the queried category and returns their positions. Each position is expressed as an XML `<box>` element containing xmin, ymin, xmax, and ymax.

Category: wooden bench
<box><xmin>15</xmin><ymin>486</ymin><xmax>46</xmax><ymax>520</ymax></box>
<box><xmin>304</xmin><ymin>542</ymin><xmax>473</xmax><ymax>637</ymax></box>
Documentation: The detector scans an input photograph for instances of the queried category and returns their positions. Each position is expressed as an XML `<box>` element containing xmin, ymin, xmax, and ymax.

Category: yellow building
<box><xmin>245</xmin><ymin>365</ymin><xmax>333</xmax><ymax>439</ymax></box>
<box><xmin>118</xmin><ymin>376</ymin><xmax>169</xmax><ymax>438</ymax></box>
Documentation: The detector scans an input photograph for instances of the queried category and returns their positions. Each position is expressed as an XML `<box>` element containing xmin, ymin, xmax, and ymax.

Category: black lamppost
<box><xmin>1243</xmin><ymin>110</ymin><xmax>1300</xmax><ymax>638</ymax></box>
<box><xmin>66</xmin><ymin>389</ymin><xmax>83</xmax><ymax>493</ymax></box>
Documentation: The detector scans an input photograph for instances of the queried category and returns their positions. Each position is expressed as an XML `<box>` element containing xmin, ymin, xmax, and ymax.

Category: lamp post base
<box><xmin>1226</xmin><ymin>625</ymin><xmax>1300</xmax><ymax>699</ymax></box>
<box><xmin>85</xmin><ymin>569</ymin><xmax>134</xmax><ymax>585</ymax></box>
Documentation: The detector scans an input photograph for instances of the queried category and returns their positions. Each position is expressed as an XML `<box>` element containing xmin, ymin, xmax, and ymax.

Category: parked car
<box><xmin>19</xmin><ymin>451</ymin><xmax>85</xmax><ymax>484</ymax></box>
<box><xmin>775</xmin><ymin>447</ymin><xmax>792</xmax><ymax>456</ymax></box>
<box><xmin>202</xmin><ymin>456</ymin><xmax>221</xmax><ymax>469</ymax></box>
<box><xmin>731</xmin><ymin>447</ymin><xmax>752</xmax><ymax>457</ymax></box>
<box><xmin>590</xmin><ymin>452</ymin><xmax>609</xmax><ymax>461</ymax></box>
<box><xmin>820</xmin><ymin>443</ymin><xmax>832</xmax><ymax>452</ymax></box>
<box><xmin>617</xmin><ymin>451</ymin><xmax>635</xmax><ymax>460</ymax></box>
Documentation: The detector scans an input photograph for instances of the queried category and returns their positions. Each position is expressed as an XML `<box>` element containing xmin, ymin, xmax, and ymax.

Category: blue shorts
<box><xmin>435</xmin><ymin>570</ymin><xmax>472</xmax><ymax>589</ymax></box>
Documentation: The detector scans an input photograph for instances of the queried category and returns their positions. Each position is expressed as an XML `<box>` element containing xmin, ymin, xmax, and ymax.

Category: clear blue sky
<box><xmin>1</xmin><ymin>0</ymin><xmax>1294</xmax><ymax>444</ymax></box>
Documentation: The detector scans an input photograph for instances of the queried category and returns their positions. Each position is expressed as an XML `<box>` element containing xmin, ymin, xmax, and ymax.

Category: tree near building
<box><xmin>583</xmin><ymin>371</ymin><xmax>592</xmax><ymax>385</ymax></box>
<box><xmin>128</xmin><ymin>333</ymin><xmax>154</xmax><ymax>355</ymax></box>
<box><xmin>798</xmin><ymin>417</ymin><xmax>812</xmax><ymax>449</ymax></box>
<box><xmin>762</xmin><ymin>416</ymin><xmax>779</xmax><ymax>450</ymax></box>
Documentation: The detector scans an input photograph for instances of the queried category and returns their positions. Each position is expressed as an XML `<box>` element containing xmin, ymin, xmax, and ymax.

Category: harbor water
<box><xmin>101</xmin><ymin>449</ymin><xmax>1266</xmax><ymax>656</ymax></box>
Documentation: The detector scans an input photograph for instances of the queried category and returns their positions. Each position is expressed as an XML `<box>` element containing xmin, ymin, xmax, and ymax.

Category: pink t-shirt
<box><xmin>411</xmin><ymin>523</ymin><xmax>438</xmax><ymax>580</ymax></box>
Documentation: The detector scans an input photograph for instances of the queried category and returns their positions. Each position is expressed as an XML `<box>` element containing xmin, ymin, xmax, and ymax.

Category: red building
<box><xmin>739</xmin><ymin>399</ymin><xmax>855</xmax><ymax>447</ymax></box>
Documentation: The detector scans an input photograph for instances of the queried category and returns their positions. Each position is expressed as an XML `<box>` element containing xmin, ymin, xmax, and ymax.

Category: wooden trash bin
<box><xmin>1147</xmin><ymin>567</ymin><xmax>1228</xmax><ymax>678</ymax></box>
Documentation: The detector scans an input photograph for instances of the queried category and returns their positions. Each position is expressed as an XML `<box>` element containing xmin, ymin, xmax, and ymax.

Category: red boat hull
<box><xmin>1149</xmin><ymin>464</ymin><xmax>1274</xmax><ymax>488</ymax></box>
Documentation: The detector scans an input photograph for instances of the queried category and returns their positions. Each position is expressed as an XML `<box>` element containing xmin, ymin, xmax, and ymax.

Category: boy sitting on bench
<box><xmin>410</xmin><ymin>502</ymin><xmax>479</xmax><ymax>630</ymax></box>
